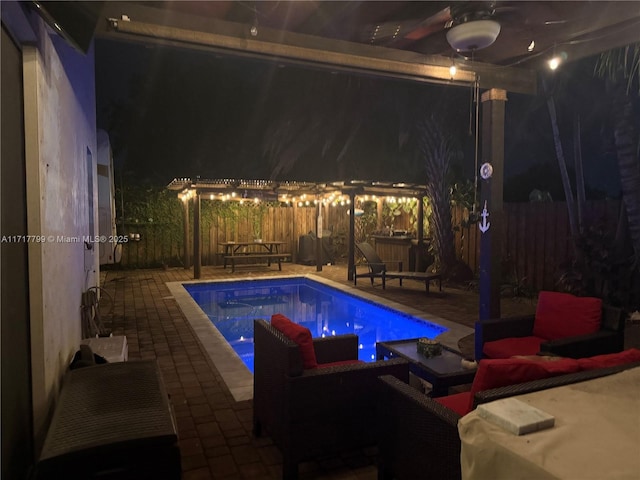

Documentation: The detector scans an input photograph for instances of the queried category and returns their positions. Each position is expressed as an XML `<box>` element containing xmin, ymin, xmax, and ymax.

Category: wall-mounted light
<box><xmin>548</xmin><ymin>56</ymin><xmax>561</xmax><ymax>70</ymax></box>
<box><xmin>548</xmin><ymin>51</ymin><xmax>567</xmax><ymax>71</ymax></box>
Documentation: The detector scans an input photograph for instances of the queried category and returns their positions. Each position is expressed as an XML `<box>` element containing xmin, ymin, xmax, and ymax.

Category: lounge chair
<box><xmin>354</xmin><ymin>242</ymin><xmax>442</xmax><ymax>293</ymax></box>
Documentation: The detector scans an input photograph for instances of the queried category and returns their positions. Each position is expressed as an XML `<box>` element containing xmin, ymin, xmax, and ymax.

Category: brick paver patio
<box><xmin>98</xmin><ymin>262</ymin><xmax>637</xmax><ymax>479</ymax></box>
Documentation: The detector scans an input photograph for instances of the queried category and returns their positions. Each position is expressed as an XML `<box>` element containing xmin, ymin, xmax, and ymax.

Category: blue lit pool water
<box><xmin>184</xmin><ymin>277</ymin><xmax>446</xmax><ymax>373</ymax></box>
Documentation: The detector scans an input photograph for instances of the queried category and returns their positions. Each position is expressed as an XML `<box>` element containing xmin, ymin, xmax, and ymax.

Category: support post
<box><xmin>347</xmin><ymin>194</ymin><xmax>356</xmax><ymax>281</ymax></box>
<box><xmin>376</xmin><ymin>197</ymin><xmax>384</xmax><ymax>232</ymax></box>
<box><xmin>292</xmin><ymin>200</ymin><xmax>298</xmax><ymax>264</ymax></box>
<box><xmin>316</xmin><ymin>201</ymin><xmax>323</xmax><ymax>272</ymax></box>
<box><xmin>417</xmin><ymin>195</ymin><xmax>424</xmax><ymax>241</ymax></box>
<box><xmin>193</xmin><ymin>192</ymin><xmax>201</xmax><ymax>279</ymax></box>
<box><xmin>182</xmin><ymin>198</ymin><xmax>190</xmax><ymax>269</ymax></box>
<box><xmin>415</xmin><ymin>195</ymin><xmax>425</xmax><ymax>272</ymax></box>
<box><xmin>476</xmin><ymin>88</ymin><xmax>507</xmax><ymax>359</ymax></box>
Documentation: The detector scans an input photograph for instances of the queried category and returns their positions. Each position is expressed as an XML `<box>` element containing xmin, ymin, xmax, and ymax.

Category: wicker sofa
<box><xmin>476</xmin><ymin>291</ymin><xmax>625</xmax><ymax>359</ymax></box>
<box><xmin>252</xmin><ymin>318</ymin><xmax>409</xmax><ymax>480</ymax></box>
<box><xmin>377</xmin><ymin>351</ymin><xmax>640</xmax><ymax>480</ymax></box>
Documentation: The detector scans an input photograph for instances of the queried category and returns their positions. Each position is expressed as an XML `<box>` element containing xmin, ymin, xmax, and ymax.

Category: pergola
<box><xmin>167</xmin><ymin>177</ymin><xmax>430</xmax><ymax>279</ymax></box>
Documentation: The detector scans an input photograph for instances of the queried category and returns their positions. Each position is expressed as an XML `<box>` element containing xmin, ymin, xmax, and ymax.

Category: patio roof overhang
<box><xmin>97</xmin><ymin>2</ymin><xmax>536</xmax><ymax>95</ymax></box>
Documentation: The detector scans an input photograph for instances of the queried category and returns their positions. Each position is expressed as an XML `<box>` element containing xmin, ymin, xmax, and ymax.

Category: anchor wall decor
<box><xmin>478</xmin><ymin>200</ymin><xmax>490</xmax><ymax>233</ymax></box>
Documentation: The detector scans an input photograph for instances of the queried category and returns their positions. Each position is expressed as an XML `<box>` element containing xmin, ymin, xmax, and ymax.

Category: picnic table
<box><xmin>221</xmin><ymin>241</ymin><xmax>290</xmax><ymax>272</ymax></box>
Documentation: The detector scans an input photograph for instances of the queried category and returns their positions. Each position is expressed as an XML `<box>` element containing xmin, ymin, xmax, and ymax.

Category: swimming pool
<box><xmin>184</xmin><ymin>277</ymin><xmax>447</xmax><ymax>373</ymax></box>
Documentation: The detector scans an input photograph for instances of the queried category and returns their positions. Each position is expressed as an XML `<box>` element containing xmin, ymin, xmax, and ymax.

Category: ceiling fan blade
<box><xmin>361</xmin><ymin>6</ymin><xmax>452</xmax><ymax>46</ymax></box>
<box><xmin>403</xmin><ymin>6</ymin><xmax>452</xmax><ymax>41</ymax></box>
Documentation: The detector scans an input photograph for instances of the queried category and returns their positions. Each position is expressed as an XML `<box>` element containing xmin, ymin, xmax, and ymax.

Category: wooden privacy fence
<box><xmin>453</xmin><ymin>200</ymin><xmax>621</xmax><ymax>291</ymax></box>
<box><xmin>119</xmin><ymin>199</ymin><xmax>621</xmax><ymax>291</ymax></box>
<box><xmin>120</xmin><ymin>204</ymin><xmax>353</xmax><ymax>268</ymax></box>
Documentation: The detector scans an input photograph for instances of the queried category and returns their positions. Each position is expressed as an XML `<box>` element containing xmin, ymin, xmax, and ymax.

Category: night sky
<box><xmin>95</xmin><ymin>37</ymin><xmax>622</xmax><ymax>200</ymax></box>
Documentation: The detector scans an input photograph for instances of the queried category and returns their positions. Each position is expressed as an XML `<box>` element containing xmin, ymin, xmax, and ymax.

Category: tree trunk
<box><xmin>573</xmin><ymin>113</ymin><xmax>586</xmax><ymax>233</ymax></box>
<box><xmin>543</xmin><ymin>78</ymin><xmax>579</xmax><ymax>243</ymax></box>
<box><xmin>612</xmin><ymin>80</ymin><xmax>640</xmax><ymax>266</ymax></box>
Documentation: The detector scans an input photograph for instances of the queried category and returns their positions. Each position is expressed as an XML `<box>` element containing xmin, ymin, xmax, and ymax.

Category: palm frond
<box><xmin>594</xmin><ymin>43</ymin><xmax>640</xmax><ymax>95</ymax></box>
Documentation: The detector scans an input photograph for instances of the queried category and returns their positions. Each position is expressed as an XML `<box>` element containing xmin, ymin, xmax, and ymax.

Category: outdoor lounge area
<box><xmin>4</xmin><ymin>2</ymin><xmax>640</xmax><ymax>480</ymax></box>
<box><xmin>93</xmin><ymin>262</ymin><xmax>640</xmax><ymax>479</ymax></box>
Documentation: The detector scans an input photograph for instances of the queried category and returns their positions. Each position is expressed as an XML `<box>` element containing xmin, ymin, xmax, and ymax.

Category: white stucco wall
<box><xmin>97</xmin><ymin>129</ymin><xmax>118</xmax><ymax>264</ymax></box>
<box><xmin>23</xmin><ymin>18</ymin><xmax>98</xmax><ymax>446</ymax></box>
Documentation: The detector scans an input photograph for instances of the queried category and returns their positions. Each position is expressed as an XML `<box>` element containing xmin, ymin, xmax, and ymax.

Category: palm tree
<box><xmin>595</xmin><ymin>43</ymin><xmax>640</xmax><ymax>266</ymax></box>
<box><xmin>548</xmin><ymin>45</ymin><xmax>640</xmax><ymax>305</ymax></box>
<box><xmin>416</xmin><ymin>115</ymin><xmax>460</xmax><ymax>274</ymax></box>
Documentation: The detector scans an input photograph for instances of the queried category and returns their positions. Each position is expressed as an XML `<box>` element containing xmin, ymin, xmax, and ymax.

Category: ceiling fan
<box><xmin>361</xmin><ymin>2</ymin><xmax>514</xmax><ymax>54</ymax></box>
<box><xmin>445</xmin><ymin>2</ymin><xmax>502</xmax><ymax>52</ymax></box>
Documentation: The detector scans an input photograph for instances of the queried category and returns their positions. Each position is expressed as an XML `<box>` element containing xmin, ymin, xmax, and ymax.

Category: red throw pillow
<box><xmin>468</xmin><ymin>357</ymin><xmax>581</xmax><ymax>411</ymax></box>
<box><xmin>577</xmin><ymin>348</ymin><xmax>640</xmax><ymax>370</ymax></box>
<box><xmin>533</xmin><ymin>291</ymin><xmax>602</xmax><ymax>340</ymax></box>
<box><xmin>271</xmin><ymin>314</ymin><xmax>318</xmax><ymax>369</ymax></box>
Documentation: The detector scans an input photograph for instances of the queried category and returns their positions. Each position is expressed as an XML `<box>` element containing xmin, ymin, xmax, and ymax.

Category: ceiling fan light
<box><xmin>446</xmin><ymin>19</ymin><xmax>501</xmax><ymax>51</ymax></box>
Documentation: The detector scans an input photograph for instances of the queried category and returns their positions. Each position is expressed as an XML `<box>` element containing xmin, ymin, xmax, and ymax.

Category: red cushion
<box><xmin>533</xmin><ymin>291</ymin><xmax>602</xmax><ymax>340</ymax></box>
<box><xmin>435</xmin><ymin>392</ymin><xmax>471</xmax><ymax>416</ymax></box>
<box><xmin>577</xmin><ymin>348</ymin><xmax>640</xmax><ymax>370</ymax></box>
<box><xmin>467</xmin><ymin>357</ymin><xmax>581</xmax><ymax>411</ymax></box>
<box><xmin>482</xmin><ymin>336</ymin><xmax>545</xmax><ymax>359</ymax></box>
<box><xmin>271</xmin><ymin>314</ymin><xmax>318</xmax><ymax>369</ymax></box>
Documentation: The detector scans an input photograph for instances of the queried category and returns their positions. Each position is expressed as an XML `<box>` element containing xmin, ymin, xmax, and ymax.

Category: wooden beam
<box><xmin>98</xmin><ymin>2</ymin><xmax>537</xmax><ymax>95</ymax></box>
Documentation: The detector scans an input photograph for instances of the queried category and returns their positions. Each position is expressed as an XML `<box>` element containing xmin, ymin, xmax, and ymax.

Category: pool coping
<box><xmin>167</xmin><ymin>274</ymin><xmax>473</xmax><ymax>402</ymax></box>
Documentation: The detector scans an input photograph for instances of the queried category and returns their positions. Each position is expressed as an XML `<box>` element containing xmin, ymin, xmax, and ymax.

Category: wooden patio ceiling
<box><xmin>95</xmin><ymin>1</ymin><xmax>640</xmax><ymax>96</ymax></box>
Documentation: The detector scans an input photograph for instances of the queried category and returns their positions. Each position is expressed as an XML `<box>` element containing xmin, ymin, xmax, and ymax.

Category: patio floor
<box><xmin>98</xmin><ymin>262</ymin><xmax>639</xmax><ymax>479</ymax></box>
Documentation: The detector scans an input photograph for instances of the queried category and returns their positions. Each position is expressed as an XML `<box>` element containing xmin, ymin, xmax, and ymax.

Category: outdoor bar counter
<box><xmin>372</xmin><ymin>235</ymin><xmax>430</xmax><ymax>272</ymax></box>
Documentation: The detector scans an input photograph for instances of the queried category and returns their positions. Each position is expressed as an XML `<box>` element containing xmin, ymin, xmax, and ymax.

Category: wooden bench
<box><xmin>224</xmin><ymin>253</ymin><xmax>292</xmax><ymax>272</ymax></box>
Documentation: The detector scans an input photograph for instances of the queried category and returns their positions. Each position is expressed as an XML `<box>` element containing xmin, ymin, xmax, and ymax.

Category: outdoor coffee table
<box><xmin>376</xmin><ymin>338</ymin><xmax>476</xmax><ymax>397</ymax></box>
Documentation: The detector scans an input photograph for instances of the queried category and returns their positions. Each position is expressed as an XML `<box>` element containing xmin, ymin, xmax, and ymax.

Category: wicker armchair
<box><xmin>252</xmin><ymin>319</ymin><xmax>409</xmax><ymax>480</ymax></box>
<box><xmin>476</xmin><ymin>293</ymin><xmax>625</xmax><ymax>359</ymax></box>
<box><xmin>377</xmin><ymin>362</ymin><xmax>639</xmax><ymax>480</ymax></box>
